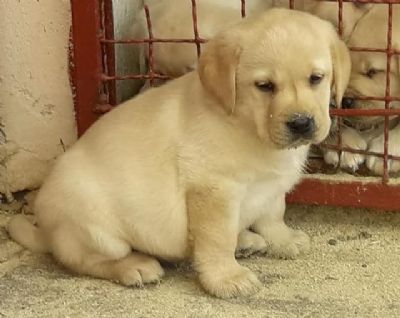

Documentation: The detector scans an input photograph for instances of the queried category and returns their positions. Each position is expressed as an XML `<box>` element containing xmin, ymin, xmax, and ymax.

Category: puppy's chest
<box><xmin>242</xmin><ymin>172</ymin><xmax>298</xmax><ymax>208</ymax></box>
<box><xmin>239</xmin><ymin>154</ymin><xmax>304</xmax><ymax>223</ymax></box>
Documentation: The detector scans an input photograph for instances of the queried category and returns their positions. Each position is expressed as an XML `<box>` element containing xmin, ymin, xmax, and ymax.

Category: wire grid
<box><xmin>97</xmin><ymin>0</ymin><xmax>400</xmax><ymax>184</ymax></box>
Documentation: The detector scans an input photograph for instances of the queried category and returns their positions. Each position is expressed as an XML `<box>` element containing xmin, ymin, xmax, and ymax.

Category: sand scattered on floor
<box><xmin>1</xmin><ymin>204</ymin><xmax>399</xmax><ymax>318</ymax></box>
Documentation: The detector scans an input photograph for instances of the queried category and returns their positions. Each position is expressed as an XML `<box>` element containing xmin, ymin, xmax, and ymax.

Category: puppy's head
<box><xmin>342</xmin><ymin>6</ymin><xmax>400</xmax><ymax>129</ymax></box>
<box><xmin>198</xmin><ymin>8</ymin><xmax>351</xmax><ymax>149</ymax></box>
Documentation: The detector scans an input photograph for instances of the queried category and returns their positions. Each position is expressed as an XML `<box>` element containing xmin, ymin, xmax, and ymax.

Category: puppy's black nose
<box><xmin>286</xmin><ymin>115</ymin><xmax>315</xmax><ymax>138</ymax></box>
<box><xmin>342</xmin><ymin>97</ymin><xmax>355</xmax><ymax>109</ymax></box>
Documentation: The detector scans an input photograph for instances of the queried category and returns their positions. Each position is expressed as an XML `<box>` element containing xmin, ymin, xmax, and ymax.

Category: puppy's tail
<box><xmin>7</xmin><ymin>215</ymin><xmax>49</xmax><ymax>253</ymax></box>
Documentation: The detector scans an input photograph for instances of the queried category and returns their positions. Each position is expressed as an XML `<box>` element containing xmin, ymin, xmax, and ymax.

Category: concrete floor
<box><xmin>1</xmin><ymin>201</ymin><xmax>400</xmax><ymax>318</ymax></box>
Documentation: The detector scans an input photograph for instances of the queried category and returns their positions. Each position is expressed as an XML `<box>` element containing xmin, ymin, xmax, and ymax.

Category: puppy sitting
<box><xmin>8</xmin><ymin>9</ymin><xmax>350</xmax><ymax>298</ymax></box>
<box><xmin>323</xmin><ymin>6</ymin><xmax>400</xmax><ymax>175</ymax></box>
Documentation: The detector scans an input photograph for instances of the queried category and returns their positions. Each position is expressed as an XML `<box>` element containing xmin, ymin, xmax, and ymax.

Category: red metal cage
<box><xmin>70</xmin><ymin>0</ymin><xmax>400</xmax><ymax>210</ymax></box>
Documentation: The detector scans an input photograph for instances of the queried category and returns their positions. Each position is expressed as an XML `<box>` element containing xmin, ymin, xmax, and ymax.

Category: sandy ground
<box><xmin>1</xmin><ymin>202</ymin><xmax>400</xmax><ymax>318</ymax></box>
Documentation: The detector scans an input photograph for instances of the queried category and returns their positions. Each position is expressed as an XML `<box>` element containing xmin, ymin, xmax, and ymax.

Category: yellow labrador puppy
<box><xmin>323</xmin><ymin>6</ymin><xmax>400</xmax><ymax>175</ymax></box>
<box><xmin>8</xmin><ymin>9</ymin><xmax>350</xmax><ymax>298</ymax></box>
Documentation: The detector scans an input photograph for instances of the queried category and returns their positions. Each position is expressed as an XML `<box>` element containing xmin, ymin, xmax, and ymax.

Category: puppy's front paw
<box><xmin>236</xmin><ymin>229</ymin><xmax>267</xmax><ymax>258</ymax></box>
<box><xmin>340</xmin><ymin>151</ymin><xmax>366</xmax><ymax>172</ymax></box>
<box><xmin>366</xmin><ymin>133</ymin><xmax>400</xmax><ymax>175</ymax></box>
<box><xmin>323</xmin><ymin>149</ymin><xmax>339</xmax><ymax>167</ymax></box>
<box><xmin>200</xmin><ymin>265</ymin><xmax>261</xmax><ymax>298</ymax></box>
<box><xmin>264</xmin><ymin>226</ymin><xmax>310</xmax><ymax>260</ymax></box>
<box><xmin>323</xmin><ymin>128</ymin><xmax>367</xmax><ymax>172</ymax></box>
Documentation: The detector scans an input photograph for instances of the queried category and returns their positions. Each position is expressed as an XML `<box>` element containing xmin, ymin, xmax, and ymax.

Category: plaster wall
<box><xmin>0</xmin><ymin>0</ymin><xmax>77</xmax><ymax>197</ymax></box>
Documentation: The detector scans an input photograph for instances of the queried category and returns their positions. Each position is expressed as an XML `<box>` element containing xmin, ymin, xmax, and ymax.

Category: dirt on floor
<box><xmin>1</xmin><ymin>202</ymin><xmax>399</xmax><ymax>318</ymax></box>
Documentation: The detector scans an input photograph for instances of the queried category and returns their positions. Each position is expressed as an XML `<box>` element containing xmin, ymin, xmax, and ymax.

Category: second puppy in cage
<box><xmin>323</xmin><ymin>6</ymin><xmax>400</xmax><ymax>175</ymax></box>
<box><xmin>8</xmin><ymin>9</ymin><xmax>350</xmax><ymax>298</ymax></box>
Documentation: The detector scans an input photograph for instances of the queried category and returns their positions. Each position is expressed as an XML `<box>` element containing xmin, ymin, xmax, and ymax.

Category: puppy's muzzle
<box><xmin>286</xmin><ymin>114</ymin><xmax>315</xmax><ymax>140</ymax></box>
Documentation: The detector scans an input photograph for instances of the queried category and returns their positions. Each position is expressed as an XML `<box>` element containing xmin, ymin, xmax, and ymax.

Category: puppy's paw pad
<box><xmin>201</xmin><ymin>266</ymin><xmax>261</xmax><ymax>298</ymax></box>
<box><xmin>236</xmin><ymin>231</ymin><xmax>267</xmax><ymax>258</ymax></box>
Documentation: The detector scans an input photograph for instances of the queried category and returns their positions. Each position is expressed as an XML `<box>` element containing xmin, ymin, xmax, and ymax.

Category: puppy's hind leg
<box><xmin>51</xmin><ymin>226</ymin><xmax>164</xmax><ymax>286</ymax></box>
<box><xmin>8</xmin><ymin>215</ymin><xmax>49</xmax><ymax>253</ymax></box>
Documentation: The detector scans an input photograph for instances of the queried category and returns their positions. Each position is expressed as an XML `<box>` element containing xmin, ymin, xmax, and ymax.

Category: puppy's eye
<box><xmin>365</xmin><ymin>68</ymin><xmax>379</xmax><ymax>78</ymax></box>
<box><xmin>255</xmin><ymin>81</ymin><xmax>276</xmax><ymax>93</ymax></box>
<box><xmin>309</xmin><ymin>74</ymin><xmax>324</xmax><ymax>85</ymax></box>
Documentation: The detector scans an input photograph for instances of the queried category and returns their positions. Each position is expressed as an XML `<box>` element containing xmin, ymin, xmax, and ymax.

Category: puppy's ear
<box><xmin>198</xmin><ymin>33</ymin><xmax>242</xmax><ymax>114</ymax></box>
<box><xmin>330</xmin><ymin>34</ymin><xmax>351</xmax><ymax>106</ymax></box>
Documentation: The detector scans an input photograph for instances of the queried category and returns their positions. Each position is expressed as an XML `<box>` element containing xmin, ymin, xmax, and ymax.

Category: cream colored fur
<box><xmin>323</xmin><ymin>6</ymin><xmax>400</xmax><ymax>175</ymax></box>
<box><xmin>8</xmin><ymin>9</ymin><xmax>350</xmax><ymax>298</ymax></box>
<box><xmin>296</xmin><ymin>0</ymin><xmax>373</xmax><ymax>41</ymax></box>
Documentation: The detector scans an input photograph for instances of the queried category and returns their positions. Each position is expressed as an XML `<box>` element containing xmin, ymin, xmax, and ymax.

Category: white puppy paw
<box><xmin>263</xmin><ymin>225</ymin><xmax>310</xmax><ymax>260</ymax></box>
<box><xmin>366</xmin><ymin>132</ymin><xmax>400</xmax><ymax>175</ymax></box>
<box><xmin>323</xmin><ymin>127</ymin><xmax>367</xmax><ymax>172</ymax></box>
<box><xmin>200</xmin><ymin>264</ymin><xmax>261</xmax><ymax>298</ymax></box>
<box><xmin>236</xmin><ymin>229</ymin><xmax>267</xmax><ymax>258</ymax></box>
<box><xmin>323</xmin><ymin>149</ymin><xmax>339</xmax><ymax>166</ymax></box>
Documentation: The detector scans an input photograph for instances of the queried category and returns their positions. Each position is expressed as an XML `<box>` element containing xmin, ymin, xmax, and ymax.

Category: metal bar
<box><xmin>99</xmin><ymin>40</ymin><xmax>400</xmax><ymax>54</ymax></box>
<box><xmin>101</xmin><ymin>73</ymin><xmax>171</xmax><ymax>81</ymax></box>
<box><xmin>100</xmin><ymin>38</ymin><xmax>208</xmax><ymax>44</ymax></box>
<box><xmin>191</xmin><ymin>0</ymin><xmax>202</xmax><ymax>57</ymax></box>
<box><xmin>241</xmin><ymin>0</ymin><xmax>246</xmax><ymax>17</ymax></box>
<box><xmin>144</xmin><ymin>5</ymin><xmax>155</xmax><ymax>86</ymax></box>
<box><xmin>340</xmin><ymin>96</ymin><xmax>400</xmax><ymax>101</ymax></box>
<box><xmin>70</xmin><ymin>0</ymin><xmax>102</xmax><ymax>136</ymax></box>
<box><xmin>382</xmin><ymin>4</ymin><xmax>394</xmax><ymax>183</ymax></box>
<box><xmin>319</xmin><ymin>143</ymin><xmax>400</xmax><ymax>160</ymax></box>
<box><xmin>323</xmin><ymin>0</ymin><xmax>400</xmax><ymax>3</ymax></box>
<box><xmin>336</xmin><ymin>0</ymin><xmax>345</xmax><ymax>173</ymax></box>
<box><xmin>330</xmin><ymin>108</ymin><xmax>400</xmax><ymax>116</ymax></box>
<box><xmin>349</xmin><ymin>47</ymin><xmax>400</xmax><ymax>54</ymax></box>
<box><xmin>103</xmin><ymin>0</ymin><xmax>117</xmax><ymax>105</ymax></box>
<box><xmin>337</xmin><ymin>0</ymin><xmax>344</xmax><ymax>37</ymax></box>
<box><xmin>286</xmin><ymin>179</ymin><xmax>400</xmax><ymax>211</ymax></box>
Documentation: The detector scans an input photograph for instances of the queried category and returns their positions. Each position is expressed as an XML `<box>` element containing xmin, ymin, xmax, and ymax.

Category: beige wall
<box><xmin>0</xmin><ymin>0</ymin><xmax>77</xmax><ymax>198</ymax></box>
<box><xmin>0</xmin><ymin>0</ymin><xmax>144</xmax><ymax>199</ymax></box>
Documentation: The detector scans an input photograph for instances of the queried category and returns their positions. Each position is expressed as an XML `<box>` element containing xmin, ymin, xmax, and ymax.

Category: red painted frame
<box><xmin>70</xmin><ymin>0</ymin><xmax>103</xmax><ymax>136</ymax></box>
<box><xmin>69</xmin><ymin>0</ymin><xmax>400</xmax><ymax>210</ymax></box>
